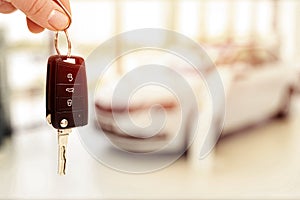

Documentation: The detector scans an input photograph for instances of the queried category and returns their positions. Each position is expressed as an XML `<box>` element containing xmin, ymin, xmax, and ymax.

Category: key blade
<box><xmin>58</xmin><ymin>145</ymin><xmax>67</xmax><ymax>175</ymax></box>
<box><xmin>57</xmin><ymin>129</ymin><xmax>72</xmax><ymax>175</ymax></box>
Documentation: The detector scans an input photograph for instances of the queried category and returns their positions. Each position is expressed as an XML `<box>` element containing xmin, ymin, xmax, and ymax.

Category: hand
<box><xmin>0</xmin><ymin>0</ymin><xmax>71</xmax><ymax>33</ymax></box>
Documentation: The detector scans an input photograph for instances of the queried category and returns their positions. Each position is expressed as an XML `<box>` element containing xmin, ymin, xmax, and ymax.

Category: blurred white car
<box><xmin>94</xmin><ymin>47</ymin><xmax>297</xmax><ymax>153</ymax></box>
<box><xmin>216</xmin><ymin>47</ymin><xmax>297</xmax><ymax>135</ymax></box>
<box><xmin>94</xmin><ymin>66</ymin><xmax>202</xmax><ymax>154</ymax></box>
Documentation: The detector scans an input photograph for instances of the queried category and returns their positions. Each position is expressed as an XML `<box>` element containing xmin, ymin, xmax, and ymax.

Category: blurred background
<box><xmin>1</xmin><ymin>0</ymin><xmax>300</xmax><ymax>199</ymax></box>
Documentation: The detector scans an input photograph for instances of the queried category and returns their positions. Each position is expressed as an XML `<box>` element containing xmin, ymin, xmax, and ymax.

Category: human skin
<box><xmin>0</xmin><ymin>0</ymin><xmax>71</xmax><ymax>33</ymax></box>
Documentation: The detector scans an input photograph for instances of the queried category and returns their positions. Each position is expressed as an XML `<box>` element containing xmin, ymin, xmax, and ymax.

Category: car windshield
<box><xmin>216</xmin><ymin>48</ymin><xmax>278</xmax><ymax>67</ymax></box>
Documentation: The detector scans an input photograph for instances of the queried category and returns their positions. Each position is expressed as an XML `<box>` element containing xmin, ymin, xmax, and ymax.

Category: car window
<box><xmin>234</xmin><ymin>49</ymin><xmax>278</xmax><ymax>66</ymax></box>
<box><xmin>215</xmin><ymin>48</ymin><xmax>278</xmax><ymax>67</ymax></box>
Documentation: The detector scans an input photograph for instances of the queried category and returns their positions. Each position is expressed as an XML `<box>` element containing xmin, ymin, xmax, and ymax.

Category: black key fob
<box><xmin>46</xmin><ymin>55</ymin><xmax>88</xmax><ymax>129</ymax></box>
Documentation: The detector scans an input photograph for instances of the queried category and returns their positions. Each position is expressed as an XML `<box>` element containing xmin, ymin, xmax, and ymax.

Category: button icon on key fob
<box><xmin>66</xmin><ymin>88</ymin><xmax>75</xmax><ymax>93</ymax></box>
<box><xmin>67</xmin><ymin>73</ymin><xmax>73</xmax><ymax>82</ymax></box>
<box><xmin>67</xmin><ymin>99</ymin><xmax>72</xmax><ymax>107</ymax></box>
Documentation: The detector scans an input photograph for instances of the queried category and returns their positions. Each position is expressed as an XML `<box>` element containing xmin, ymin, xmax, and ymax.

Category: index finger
<box><xmin>10</xmin><ymin>0</ymin><xmax>72</xmax><ymax>31</ymax></box>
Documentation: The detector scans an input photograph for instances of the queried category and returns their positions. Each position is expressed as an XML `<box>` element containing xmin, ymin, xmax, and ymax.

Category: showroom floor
<box><xmin>0</xmin><ymin>96</ymin><xmax>300</xmax><ymax>199</ymax></box>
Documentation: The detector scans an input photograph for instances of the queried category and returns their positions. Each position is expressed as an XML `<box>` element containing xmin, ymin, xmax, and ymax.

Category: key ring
<box><xmin>54</xmin><ymin>30</ymin><xmax>72</xmax><ymax>57</ymax></box>
<box><xmin>53</xmin><ymin>0</ymin><xmax>72</xmax><ymax>57</ymax></box>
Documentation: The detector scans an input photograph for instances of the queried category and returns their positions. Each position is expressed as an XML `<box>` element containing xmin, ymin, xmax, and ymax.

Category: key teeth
<box><xmin>57</xmin><ymin>129</ymin><xmax>71</xmax><ymax>176</ymax></box>
<box><xmin>58</xmin><ymin>146</ymin><xmax>67</xmax><ymax>175</ymax></box>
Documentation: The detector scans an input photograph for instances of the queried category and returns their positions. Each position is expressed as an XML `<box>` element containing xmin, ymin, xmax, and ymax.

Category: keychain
<box><xmin>46</xmin><ymin>0</ymin><xmax>88</xmax><ymax>175</ymax></box>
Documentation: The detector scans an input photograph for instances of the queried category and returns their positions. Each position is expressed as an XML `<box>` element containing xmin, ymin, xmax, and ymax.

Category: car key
<box><xmin>46</xmin><ymin>54</ymin><xmax>88</xmax><ymax>175</ymax></box>
<box><xmin>46</xmin><ymin>0</ymin><xmax>88</xmax><ymax>176</ymax></box>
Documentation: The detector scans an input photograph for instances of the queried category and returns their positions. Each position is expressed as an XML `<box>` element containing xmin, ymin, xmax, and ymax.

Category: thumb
<box><xmin>10</xmin><ymin>0</ymin><xmax>71</xmax><ymax>31</ymax></box>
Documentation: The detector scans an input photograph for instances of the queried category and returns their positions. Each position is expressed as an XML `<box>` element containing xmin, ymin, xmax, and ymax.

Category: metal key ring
<box><xmin>53</xmin><ymin>0</ymin><xmax>72</xmax><ymax>57</ymax></box>
<box><xmin>54</xmin><ymin>30</ymin><xmax>72</xmax><ymax>57</ymax></box>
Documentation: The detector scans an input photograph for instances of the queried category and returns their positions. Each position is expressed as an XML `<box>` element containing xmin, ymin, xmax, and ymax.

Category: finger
<box><xmin>59</xmin><ymin>0</ymin><xmax>71</xmax><ymax>15</ymax></box>
<box><xmin>26</xmin><ymin>17</ymin><xmax>45</xmax><ymax>33</ymax></box>
<box><xmin>10</xmin><ymin>0</ymin><xmax>71</xmax><ymax>31</ymax></box>
<box><xmin>0</xmin><ymin>1</ymin><xmax>16</xmax><ymax>14</ymax></box>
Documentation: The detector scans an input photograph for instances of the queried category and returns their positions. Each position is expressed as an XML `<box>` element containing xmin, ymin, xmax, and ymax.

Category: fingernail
<box><xmin>48</xmin><ymin>10</ymin><xmax>69</xmax><ymax>30</ymax></box>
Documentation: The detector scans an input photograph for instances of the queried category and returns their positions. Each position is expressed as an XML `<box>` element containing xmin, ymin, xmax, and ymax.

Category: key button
<box><xmin>57</xmin><ymin>97</ymin><xmax>85</xmax><ymax>112</ymax></box>
<box><xmin>56</xmin><ymin>84</ymin><xmax>82</xmax><ymax>97</ymax></box>
<box><xmin>57</xmin><ymin>62</ymin><xmax>84</xmax><ymax>84</ymax></box>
